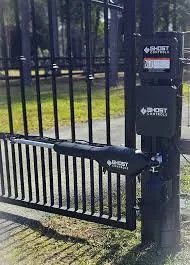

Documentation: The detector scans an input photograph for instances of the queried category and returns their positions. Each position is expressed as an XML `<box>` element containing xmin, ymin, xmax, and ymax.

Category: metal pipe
<box><xmin>10</xmin><ymin>138</ymin><xmax>54</xmax><ymax>149</ymax></box>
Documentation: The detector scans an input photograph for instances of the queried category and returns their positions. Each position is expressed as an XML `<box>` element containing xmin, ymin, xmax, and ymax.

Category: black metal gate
<box><xmin>0</xmin><ymin>0</ymin><xmax>136</xmax><ymax>230</ymax></box>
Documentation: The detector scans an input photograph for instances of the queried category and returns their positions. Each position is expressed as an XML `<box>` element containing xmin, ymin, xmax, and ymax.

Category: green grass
<box><xmin>183</xmin><ymin>83</ymin><xmax>190</xmax><ymax>97</ymax></box>
<box><xmin>0</xmin><ymin>69</ymin><xmax>82</xmax><ymax>77</ymax></box>
<box><xmin>0</xmin><ymin>76</ymin><xmax>125</xmax><ymax>133</ymax></box>
<box><xmin>181</xmin><ymin>165</ymin><xmax>190</xmax><ymax>194</ymax></box>
<box><xmin>0</xmin><ymin>76</ymin><xmax>189</xmax><ymax>134</ymax></box>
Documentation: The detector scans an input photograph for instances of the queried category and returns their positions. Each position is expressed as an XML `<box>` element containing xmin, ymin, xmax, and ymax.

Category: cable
<box><xmin>175</xmin><ymin>141</ymin><xmax>190</xmax><ymax>166</ymax></box>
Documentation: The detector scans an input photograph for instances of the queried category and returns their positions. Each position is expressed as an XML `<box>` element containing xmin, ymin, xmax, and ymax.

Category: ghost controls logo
<box><xmin>144</xmin><ymin>46</ymin><xmax>170</xmax><ymax>55</ymax></box>
<box><xmin>141</xmin><ymin>107</ymin><xmax>168</xmax><ymax>117</ymax></box>
<box><xmin>107</xmin><ymin>160</ymin><xmax>129</xmax><ymax>170</ymax></box>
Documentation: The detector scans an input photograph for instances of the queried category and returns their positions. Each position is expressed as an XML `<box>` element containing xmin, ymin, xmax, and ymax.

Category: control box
<box><xmin>136</xmin><ymin>86</ymin><xmax>177</xmax><ymax>138</ymax></box>
<box><xmin>139</xmin><ymin>36</ymin><xmax>179</xmax><ymax>80</ymax></box>
<box><xmin>136</xmin><ymin>32</ymin><xmax>182</xmax><ymax>138</ymax></box>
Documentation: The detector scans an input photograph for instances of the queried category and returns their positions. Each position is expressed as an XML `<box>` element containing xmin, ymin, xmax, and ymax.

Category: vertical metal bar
<box><xmin>30</xmin><ymin>0</ymin><xmax>47</xmax><ymax>205</ymax></box>
<box><xmin>10</xmin><ymin>145</ymin><xmax>18</xmax><ymax>198</ymax></box>
<box><xmin>99</xmin><ymin>165</ymin><xmax>103</xmax><ymax>216</ymax></box>
<box><xmin>1</xmin><ymin>9</ymin><xmax>18</xmax><ymax>198</ymax></box>
<box><xmin>117</xmin><ymin>174</ymin><xmax>121</xmax><ymax>220</ymax></box>
<box><xmin>65</xmin><ymin>156</ymin><xmax>70</xmax><ymax>209</ymax></box>
<box><xmin>4</xmin><ymin>140</ymin><xmax>11</xmax><ymax>197</ymax></box>
<box><xmin>66</xmin><ymin>0</ymin><xmax>76</xmax><ymax>141</ymax></box>
<box><xmin>30</xmin><ymin>0</ymin><xmax>43</xmax><ymax>136</ymax></box>
<box><xmin>26</xmin><ymin>146</ymin><xmax>32</xmax><ymax>201</ymax></box>
<box><xmin>47</xmin><ymin>0</ymin><xmax>62</xmax><ymax>208</ymax></box>
<box><xmin>66</xmin><ymin>0</ymin><xmax>78</xmax><ymax>211</ymax></box>
<box><xmin>57</xmin><ymin>155</ymin><xmax>62</xmax><ymax>208</ymax></box>
<box><xmin>20</xmin><ymin>57</ymin><xmax>33</xmax><ymax>202</ymax></box>
<box><xmin>81</xmin><ymin>158</ymin><xmax>86</xmax><ymax>212</ymax></box>
<box><xmin>89</xmin><ymin>161</ymin><xmax>95</xmax><ymax>213</ymax></box>
<box><xmin>33</xmin><ymin>146</ymin><xmax>39</xmax><ymax>203</ymax></box>
<box><xmin>47</xmin><ymin>0</ymin><xmax>59</xmax><ymax>139</ymax></box>
<box><xmin>125</xmin><ymin>176</ymin><xmax>136</xmax><ymax>227</ymax></box>
<box><xmin>84</xmin><ymin>0</ymin><xmax>93</xmax><ymax>143</ymax></box>
<box><xmin>104</xmin><ymin>0</ymin><xmax>112</xmax><ymax>218</ymax></box>
<box><xmin>123</xmin><ymin>0</ymin><xmax>136</xmax><ymax>230</ymax></box>
<box><xmin>107</xmin><ymin>173</ymin><xmax>112</xmax><ymax>218</ymax></box>
<box><xmin>15</xmin><ymin>0</ymin><xmax>32</xmax><ymax>202</ymax></box>
<box><xmin>84</xmin><ymin>0</ymin><xmax>95</xmax><ymax>214</ymax></box>
<box><xmin>19</xmin><ymin>57</ymin><xmax>28</xmax><ymax>135</ymax></box>
<box><xmin>41</xmin><ymin>148</ymin><xmax>47</xmax><ymax>204</ymax></box>
<box><xmin>48</xmin><ymin>149</ymin><xmax>54</xmax><ymax>206</ymax></box>
<box><xmin>0</xmin><ymin>142</ymin><xmax>5</xmax><ymax>196</ymax></box>
<box><xmin>73</xmin><ymin>157</ymin><xmax>78</xmax><ymax>211</ymax></box>
<box><xmin>18</xmin><ymin>144</ymin><xmax>25</xmax><ymax>200</ymax></box>
<box><xmin>104</xmin><ymin>0</ymin><xmax>111</xmax><ymax>145</ymax></box>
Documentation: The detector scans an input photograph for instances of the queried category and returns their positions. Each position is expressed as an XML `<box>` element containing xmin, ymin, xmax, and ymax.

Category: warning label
<box><xmin>143</xmin><ymin>45</ymin><xmax>171</xmax><ymax>72</ymax></box>
<box><xmin>144</xmin><ymin>58</ymin><xmax>170</xmax><ymax>70</ymax></box>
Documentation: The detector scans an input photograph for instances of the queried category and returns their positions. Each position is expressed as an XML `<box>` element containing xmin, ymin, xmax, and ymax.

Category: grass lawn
<box><xmin>0</xmin><ymin>75</ymin><xmax>125</xmax><ymax>133</ymax></box>
<box><xmin>183</xmin><ymin>83</ymin><xmax>190</xmax><ymax>96</ymax></box>
<box><xmin>1</xmin><ymin>166</ymin><xmax>190</xmax><ymax>265</ymax></box>
<box><xmin>0</xmin><ymin>75</ymin><xmax>189</xmax><ymax>134</ymax></box>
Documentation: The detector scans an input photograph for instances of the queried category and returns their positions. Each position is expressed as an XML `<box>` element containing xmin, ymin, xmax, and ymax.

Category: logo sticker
<box><xmin>107</xmin><ymin>160</ymin><xmax>128</xmax><ymax>170</ymax></box>
<box><xmin>140</xmin><ymin>107</ymin><xmax>168</xmax><ymax>117</ymax></box>
<box><xmin>144</xmin><ymin>46</ymin><xmax>170</xmax><ymax>55</ymax></box>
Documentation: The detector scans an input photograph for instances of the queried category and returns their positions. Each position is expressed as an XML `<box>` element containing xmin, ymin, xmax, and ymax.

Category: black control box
<box><xmin>136</xmin><ymin>86</ymin><xmax>177</xmax><ymax>138</ymax></box>
<box><xmin>138</xmin><ymin>36</ymin><xmax>179</xmax><ymax>80</ymax></box>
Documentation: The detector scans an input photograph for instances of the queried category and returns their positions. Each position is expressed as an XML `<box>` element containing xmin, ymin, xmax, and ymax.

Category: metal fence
<box><xmin>0</xmin><ymin>0</ymin><xmax>136</xmax><ymax>230</ymax></box>
<box><xmin>0</xmin><ymin>57</ymin><xmax>125</xmax><ymax>80</ymax></box>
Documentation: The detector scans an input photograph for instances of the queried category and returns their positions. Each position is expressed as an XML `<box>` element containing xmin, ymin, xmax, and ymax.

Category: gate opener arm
<box><xmin>1</xmin><ymin>134</ymin><xmax>161</xmax><ymax>176</ymax></box>
<box><xmin>54</xmin><ymin>141</ymin><xmax>161</xmax><ymax>176</ymax></box>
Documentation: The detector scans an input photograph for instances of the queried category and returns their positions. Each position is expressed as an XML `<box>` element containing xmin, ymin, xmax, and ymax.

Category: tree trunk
<box><xmin>162</xmin><ymin>1</ymin><xmax>170</xmax><ymax>31</ymax></box>
<box><xmin>110</xmin><ymin>9</ymin><xmax>119</xmax><ymax>87</ymax></box>
<box><xmin>19</xmin><ymin>0</ymin><xmax>32</xmax><ymax>86</ymax></box>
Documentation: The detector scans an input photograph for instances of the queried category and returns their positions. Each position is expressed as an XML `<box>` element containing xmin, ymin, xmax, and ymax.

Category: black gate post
<box><xmin>123</xmin><ymin>0</ymin><xmax>137</xmax><ymax>230</ymax></box>
<box><xmin>140</xmin><ymin>0</ymin><xmax>158</xmax><ymax>246</ymax></box>
<box><xmin>140</xmin><ymin>0</ymin><xmax>182</xmax><ymax>250</ymax></box>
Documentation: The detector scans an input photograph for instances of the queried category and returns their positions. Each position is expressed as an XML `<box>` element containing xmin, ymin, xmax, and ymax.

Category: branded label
<box><xmin>140</xmin><ymin>107</ymin><xmax>168</xmax><ymax>117</ymax></box>
<box><xmin>143</xmin><ymin>45</ymin><xmax>171</xmax><ymax>72</ymax></box>
<box><xmin>144</xmin><ymin>46</ymin><xmax>170</xmax><ymax>55</ymax></box>
<box><xmin>107</xmin><ymin>160</ymin><xmax>128</xmax><ymax>170</ymax></box>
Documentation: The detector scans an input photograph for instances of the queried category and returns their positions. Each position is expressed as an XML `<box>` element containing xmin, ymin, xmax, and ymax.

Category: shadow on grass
<box><xmin>116</xmin><ymin>244</ymin><xmax>171</xmax><ymax>265</ymax></box>
<box><xmin>0</xmin><ymin>211</ymin><xmax>178</xmax><ymax>265</ymax></box>
<box><xmin>0</xmin><ymin>211</ymin><xmax>88</xmax><ymax>245</ymax></box>
<box><xmin>0</xmin><ymin>211</ymin><xmax>99</xmax><ymax>264</ymax></box>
